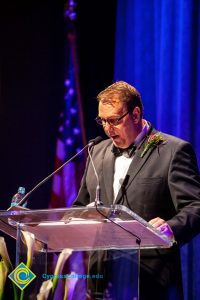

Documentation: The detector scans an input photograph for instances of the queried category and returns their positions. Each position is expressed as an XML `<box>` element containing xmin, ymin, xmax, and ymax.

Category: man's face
<box><xmin>98</xmin><ymin>101</ymin><xmax>140</xmax><ymax>148</ymax></box>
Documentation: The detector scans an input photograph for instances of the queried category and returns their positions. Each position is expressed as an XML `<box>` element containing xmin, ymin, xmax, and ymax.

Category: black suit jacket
<box><xmin>74</xmin><ymin>125</ymin><xmax>200</xmax><ymax>294</ymax></box>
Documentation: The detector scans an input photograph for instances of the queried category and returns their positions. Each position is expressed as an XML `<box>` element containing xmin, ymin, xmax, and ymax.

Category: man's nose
<box><xmin>103</xmin><ymin>123</ymin><xmax>115</xmax><ymax>134</ymax></box>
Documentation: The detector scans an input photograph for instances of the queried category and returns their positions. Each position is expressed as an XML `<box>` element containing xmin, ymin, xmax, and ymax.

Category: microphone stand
<box><xmin>7</xmin><ymin>136</ymin><xmax>103</xmax><ymax>211</ymax></box>
<box><xmin>7</xmin><ymin>141</ymin><xmax>96</xmax><ymax>211</ymax></box>
<box><xmin>87</xmin><ymin>146</ymin><xmax>102</xmax><ymax>206</ymax></box>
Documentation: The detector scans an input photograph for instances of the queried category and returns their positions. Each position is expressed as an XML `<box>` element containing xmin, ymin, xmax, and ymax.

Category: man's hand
<box><xmin>149</xmin><ymin>217</ymin><xmax>175</xmax><ymax>240</ymax></box>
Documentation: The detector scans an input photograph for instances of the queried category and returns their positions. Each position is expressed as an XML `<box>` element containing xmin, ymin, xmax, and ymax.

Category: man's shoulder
<box><xmin>160</xmin><ymin>132</ymin><xmax>190</xmax><ymax>146</ymax></box>
<box><xmin>150</xmin><ymin>126</ymin><xmax>194</xmax><ymax>152</ymax></box>
<box><xmin>156</xmin><ymin>131</ymin><xmax>195</xmax><ymax>156</ymax></box>
<box><xmin>147</xmin><ymin>123</ymin><xmax>189</xmax><ymax>147</ymax></box>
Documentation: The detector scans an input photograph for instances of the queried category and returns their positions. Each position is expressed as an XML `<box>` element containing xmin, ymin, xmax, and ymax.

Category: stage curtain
<box><xmin>114</xmin><ymin>1</ymin><xmax>200</xmax><ymax>299</ymax></box>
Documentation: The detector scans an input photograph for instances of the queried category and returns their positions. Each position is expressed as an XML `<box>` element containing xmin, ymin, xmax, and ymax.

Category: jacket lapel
<box><xmin>102</xmin><ymin>143</ymin><xmax>115</xmax><ymax>205</ymax></box>
<box><xmin>115</xmin><ymin>128</ymin><xmax>159</xmax><ymax>204</ymax></box>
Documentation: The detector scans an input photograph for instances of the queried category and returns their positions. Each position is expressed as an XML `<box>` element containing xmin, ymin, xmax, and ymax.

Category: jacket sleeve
<box><xmin>167</xmin><ymin>141</ymin><xmax>200</xmax><ymax>244</ymax></box>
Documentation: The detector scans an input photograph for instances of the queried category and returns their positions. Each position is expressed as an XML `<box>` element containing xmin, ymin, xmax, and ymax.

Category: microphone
<box><xmin>87</xmin><ymin>137</ymin><xmax>103</xmax><ymax>206</ymax></box>
<box><xmin>7</xmin><ymin>136</ymin><xmax>103</xmax><ymax>211</ymax></box>
<box><xmin>88</xmin><ymin>136</ymin><xmax>103</xmax><ymax>148</ymax></box>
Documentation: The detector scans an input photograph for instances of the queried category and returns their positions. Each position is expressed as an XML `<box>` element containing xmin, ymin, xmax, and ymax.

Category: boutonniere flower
<box><xmin>140</xmin><ymin>132</ymin><xmax>163</xmax><ymax>158</ymax></box>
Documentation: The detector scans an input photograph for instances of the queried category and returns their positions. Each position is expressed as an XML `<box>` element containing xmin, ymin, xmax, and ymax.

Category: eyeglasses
<box><xmin>95</xmin><ymin>111</ymin><xmax>130</xmax><ymax>126</ymax></box>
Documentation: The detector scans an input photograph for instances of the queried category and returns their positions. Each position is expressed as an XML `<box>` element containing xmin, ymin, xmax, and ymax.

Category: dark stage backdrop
<box><xmin>0</xmin><ymin>2</ymin><xmax>64</xmax><ymax>211</ymax></box>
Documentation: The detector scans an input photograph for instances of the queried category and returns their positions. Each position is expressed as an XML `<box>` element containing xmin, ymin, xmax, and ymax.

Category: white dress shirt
<box><xmin>113</xmin><ymin>120</ymin><xmax>149</xmax><ymax>201</ymax></box>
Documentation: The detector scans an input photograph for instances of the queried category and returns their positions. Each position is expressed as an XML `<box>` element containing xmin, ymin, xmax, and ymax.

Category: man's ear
<box><xmin>132</xmin><ymin>106</ymin><xmax>141</xmax><ymax>122</ymax></box>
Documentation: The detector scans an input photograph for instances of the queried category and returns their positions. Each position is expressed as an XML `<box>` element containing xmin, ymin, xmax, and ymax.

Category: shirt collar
<box><xmin>134</xmin><ymin>119</ymin><xmax>149</xmax><ymax>147</ymax></box>
<box><xmin>112</xmin><ymin>119</ymin><xmax>149</xmax><ymax>157</ymax></box>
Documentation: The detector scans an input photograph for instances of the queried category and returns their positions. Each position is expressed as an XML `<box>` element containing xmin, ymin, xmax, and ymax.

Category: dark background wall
<box><xmin>76</xmin><ymin>0</ymin><xmax>116</xmax><ymax>140</ymax></box>
<box><xmin>0</xmin><ymin>1</ymin><xmax>116</xmax><ymax>210</ymax></box>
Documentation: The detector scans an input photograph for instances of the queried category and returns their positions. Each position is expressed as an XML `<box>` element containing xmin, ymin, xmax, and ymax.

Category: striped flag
<box><xmin>49</xmin><ymin>1</ymin><xmax>87</xmax><ymax>299</ymax></box>
<box><xmin>50</xmin><ymin>1</ymin><xmax>86</xmax><ymax>209</ymax></box>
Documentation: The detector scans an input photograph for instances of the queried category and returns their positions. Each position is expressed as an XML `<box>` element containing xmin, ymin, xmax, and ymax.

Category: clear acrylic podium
<box><xmin>0</xmin><ymin>205</ymin><xmax>173</xmax><ymax>299</ymax></box>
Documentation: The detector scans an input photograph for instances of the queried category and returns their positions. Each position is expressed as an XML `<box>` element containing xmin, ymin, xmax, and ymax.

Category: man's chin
<box><xmin>111</xmin><ymin>138</ymin><xmax>123</xmax><ymax>148</ymax></box>
<box><xmin>112</xmin><ymin>139</ymin><xmax>129</xmax><ymax>149</ymax></box>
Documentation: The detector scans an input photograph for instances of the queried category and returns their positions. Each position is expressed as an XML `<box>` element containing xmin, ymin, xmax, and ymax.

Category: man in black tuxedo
<box><xmin>74</xmin><ymin>81</ymin><xmax>200</xmax><ymax>299</ymax></box>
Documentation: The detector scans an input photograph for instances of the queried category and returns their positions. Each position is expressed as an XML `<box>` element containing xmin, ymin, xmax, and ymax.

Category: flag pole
<box><xmin>65</xmin><ymin>0</ymin><xmax>87</xmax><ymax>151</ymax></box>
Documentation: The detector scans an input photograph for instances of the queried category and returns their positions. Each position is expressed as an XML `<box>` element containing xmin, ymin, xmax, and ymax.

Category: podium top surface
<box><xmin>0</xmin><ymin>205</ymin><xmax>174</xmax><ymax>251</ymax></box>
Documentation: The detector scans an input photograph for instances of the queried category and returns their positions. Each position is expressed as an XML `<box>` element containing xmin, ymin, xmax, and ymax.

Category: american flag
<box><xmin>50</xmin><ymin>3</ymin><xmax>86</xmax><ymax>209</ymax></box>
<box><xmin>49</xmin><ymin>2</ymin><xmax>87</xmax><ymax>299</ymax></box>
<box><xmin>50</xmin><ymin>77</ymin><xmax>86</xmax><ymax>208</ymax></box>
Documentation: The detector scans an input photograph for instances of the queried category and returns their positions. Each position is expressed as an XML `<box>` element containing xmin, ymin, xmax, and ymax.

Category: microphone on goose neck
<box><xmin>88</xmin><ymin>136</ymin><xmax>103</xmax><ymax>148</ymax></box>
<box><xmin>7</xmin><ymin>136</ymin><xmax>103</xmax><ymax>211</ymax></box>
<box><xmin>87</xmin><ymin>136</ymin><xmax>103</xmax><ymax>206</ymax></box>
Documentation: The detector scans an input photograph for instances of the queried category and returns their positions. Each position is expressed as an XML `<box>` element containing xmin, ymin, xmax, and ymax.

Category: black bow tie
<box><xmin>112</xmin><ymin>144</ymin><xmax>137</xmax><ymax>157</ymax></box>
